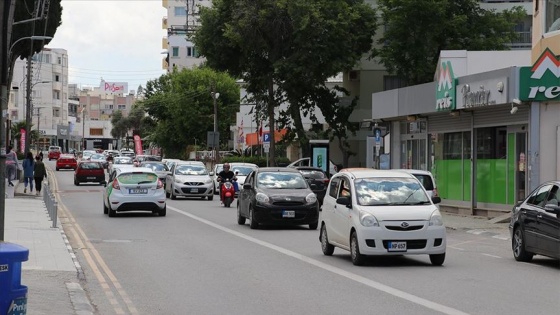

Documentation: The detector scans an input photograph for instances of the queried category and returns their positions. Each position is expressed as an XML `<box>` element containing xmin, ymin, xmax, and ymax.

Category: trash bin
<box><xmin>0</xmin><ymin>242</ymin><xmax>29</xmax><ymax>315</ymax></box>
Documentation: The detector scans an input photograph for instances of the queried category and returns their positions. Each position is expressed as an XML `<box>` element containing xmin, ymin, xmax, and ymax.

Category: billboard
<box><xmin>101</xmin><ymin>81</ymin><xmax>128</xmax><ymax>94</ymax></box>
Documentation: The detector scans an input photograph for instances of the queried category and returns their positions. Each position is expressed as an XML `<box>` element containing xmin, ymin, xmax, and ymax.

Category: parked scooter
<box><xmin>220</xmin><ymin>178</ymin><xmax>237</xmax><ymax>207</ymax></box>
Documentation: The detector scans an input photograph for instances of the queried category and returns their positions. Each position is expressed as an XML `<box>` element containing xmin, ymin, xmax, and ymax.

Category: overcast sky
<box><xmin>47</xmin><ymin>0</ymin><xmax>167</xmax><ymax>93</ymax></box>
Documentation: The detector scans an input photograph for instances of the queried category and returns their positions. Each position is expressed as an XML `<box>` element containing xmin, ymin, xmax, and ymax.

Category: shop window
<box><xmin>443</xmin><ymin>133</ymin><xmax>463</xmax><ymax>160</ymax></box>
<box><xmin>476</xmin><ymin>127</ymin><xmax>506</xmax><ymax>159</ymax></box>
<box><xmin>546</xmin><ymin>0</ymin><xmax>560</xmax><ymax>33</ymax></box>
<box><xmin>400</xmin><ymin>121</ymin><xmax>426</xmax><ymax>134</ymax></box>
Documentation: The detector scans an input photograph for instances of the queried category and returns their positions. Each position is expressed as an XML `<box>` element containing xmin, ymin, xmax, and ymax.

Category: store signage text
<box><xmin>435</xmin><ymin>61</ymin><xmax>457</xmax><ymax>111</ymax></box>
<box><xmin>460</xmin><ymin>84</ymin><xmax>495</xmax><ymax>108</ymax></box>
<box><xmin>519</xmin><ymin>48</ymin><xmax>560</xmax><ymax>101</ymax></box>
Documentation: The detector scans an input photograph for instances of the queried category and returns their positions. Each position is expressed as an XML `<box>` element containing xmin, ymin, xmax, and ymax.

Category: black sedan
<box><xmin>509</xmin><ymin>180</ymin><xmax>560</xmax><ymax>262</ymax></box>
<box><xmin>237</xmin><ymin>167</ymin><xmax>320</xmax><ymax>230</ymax></box>
<box><xmin>293</xmin><ymin>166</ymin><xmax>329</xmax><ymax>206</ymax></box>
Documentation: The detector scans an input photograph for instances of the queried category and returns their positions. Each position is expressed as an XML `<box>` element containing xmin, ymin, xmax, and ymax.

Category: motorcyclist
<box><xmin>217</xmin><ymin>163</ymin><xmax>236</xmax><ymax>201</ymax></box>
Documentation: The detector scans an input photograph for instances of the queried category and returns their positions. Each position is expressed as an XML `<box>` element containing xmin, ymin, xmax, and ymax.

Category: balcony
<box><xmin>507</xmin><ymin>31</ymin><xmax>532</xmax><ymax>49</ymax></box>
<box><xmin>162</xmin><ymin>37</ymin><xmax>168</xmax><ymax>49</ymax></box>
<box><xmin>168</xmin><ymin>25</ymin><xmax>188</xmax><ymax>35</ymax></box>
<box><xmin>162</xmin><ymin>17</ymin><xmax>167</xmax><ymax>29</ymax></box>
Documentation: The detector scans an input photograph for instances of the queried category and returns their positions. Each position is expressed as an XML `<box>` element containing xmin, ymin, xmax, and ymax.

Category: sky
<box><xmin>47</xmin><ymin>0</ymin><xmax>167</xmax><ymax>93</ymax></box>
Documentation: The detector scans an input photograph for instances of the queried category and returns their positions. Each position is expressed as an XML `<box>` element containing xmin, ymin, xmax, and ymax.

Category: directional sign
<box><xmin>263</xmin><ymin>133</ymin><xmax>271</xmax><ymax>143</ymax></box>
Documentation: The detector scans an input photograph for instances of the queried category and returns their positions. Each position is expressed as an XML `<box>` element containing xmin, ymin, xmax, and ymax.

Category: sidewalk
<box><xmin>3</xmin><ymin>179</ymin><xmax>94</xmax><ymax>315</ymax></box>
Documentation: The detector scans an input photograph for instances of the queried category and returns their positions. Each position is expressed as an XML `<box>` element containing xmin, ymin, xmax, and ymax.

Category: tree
<box><xmin>110</xmin><ymin>110</ymin><xmax>128</xmax><ymax>148</ymax></box>
<box><xmin>193</xmin><ymin>0</ymin><xmax>378</xmax><ymax>165</ymax></box>
<box><xmin>373</xmin><ymin>0</ymin><xmax>527</xmax><ymax>85</ymax></box>
<box><xmin>140</xmin><ymin>67</ymin><xmax>240</xmax><ymax>158</ymax></box>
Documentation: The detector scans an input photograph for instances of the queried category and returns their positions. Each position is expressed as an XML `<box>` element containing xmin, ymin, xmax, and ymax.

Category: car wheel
<box><xmin>158</xmin><ymin>206</ymin><xmax>167</xmax><ymax>217</ymax></box>
<box><xmin>429</xmin><ymin>253</ymin><xmax>446</xmax><ymax>266</ymax></box>
<box><xmin>103</xmin><ymin>201</ymin><xmax>108</xmax><ymax>214</ymax></box>
<box><xmin>249</xmin><ymin>206</ymin><xmax>258</xmax><ymax>229</ymax></box>
<box><xmin>74</xmin><ymin>178</ymin><xmax>79</xmax><ymax>186</ymax></box>
<box><xmin>309</xmin><ymin>221</ymin><xmax>318</xmax><ymax>230</ymax></box>
<box><xmin>208</xmin><ymin>194</ymin><xmax>214</xmax><ymax>201</ymax></box>
<box><xmin>108</xmin><ymin>207</ymin><xmax>116</xmax><ymax>217</ymax></box>
<box><xmin>170</xmin><ymin>188</ymin><xmax>177</xmax><ymax>200</ymax></box>
<box><xmin>350</xmin><ymin>231</ymin><xmax>365</xmax><ymax>266</ymax></box>
<box><xmin>165</xmin><ymin>187</ymin><xmax>170</xmax><ymax>198</ymax></box>
<box><xmin>513</xmin><ymin>227</ymin><xmax>534</xmax><ymax>262</ymax></box>
<box><xmin>237</xmin><ymin>203</ymin><xmax>246</xmax><ymax>225</ymax></box>
<box><xmin>320</xmin><ymin>224</ymin><xmax>334</xmax><ymax>256</ymax></box>
<box><xmin>56</xmin><ymin>168</ymin><xmax>59</xmax><ymax>171</ymax></box>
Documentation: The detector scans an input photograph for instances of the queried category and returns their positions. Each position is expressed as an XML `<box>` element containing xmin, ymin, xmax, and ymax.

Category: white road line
<box><xmin>169</xmin><ymin>206</ymin><xmax>470</xmax><ymax>315</ymax></box>
<box><xmin>481</xmin><ymin>253</ymin><xmax>502</xmax><ymax>259</ymax></box>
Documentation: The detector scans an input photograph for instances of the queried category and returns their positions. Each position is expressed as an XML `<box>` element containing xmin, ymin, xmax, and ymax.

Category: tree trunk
<box><xmin>267</xmin><ymin>77</ymin><xmax>275</xmax><ymax>167</ymax></box>
<box><xmin>289</xmin><ymin>102</ymin><xmax>309</xmax><ymax>158</ymax></box>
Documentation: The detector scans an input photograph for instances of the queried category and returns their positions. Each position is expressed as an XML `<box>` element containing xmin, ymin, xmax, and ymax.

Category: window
<box><xmin>55</xmin><ymin>75</ymin><xmax>60</xmax><ymax>82</ymax></box>
<box><xmin>187</xmin><ymin>46</ymin><xmax>199</xmax><ymax>57</ymax></box>
<box><xmin>174</xmin><ymin>6</ymin><xmax>187</xmax><ymax>16</ymax></box>
<box><xmin>117</xmin><ymin>104</ymin><xmax>126</xmax><ymax>110</ymax></box>
<box><xmin>340</xmin><ymin>178</ymin><xmax>352</xmax><ymax>198</ymax></box>
<box><xmin>329</xmin><ymin>177</ymin><xmax>340</xmax><ymax>198</ymax></box>
<box><xmin>54</xmin><ymin>90</ymin><xmax>60</xmax><ymax>100</ymax></box>
<box><xmin>172</xmin><ymin>46</ymin><xmax>179</xmax><ymax>57</ymax></box>
<box><xmin>546</xmin><ymin>0</ymin><xmax>560</xmax><ymax>33</ymax></box>
<box><xmin>57</xmin><ymin>56</ymin><xmax>62</xmax><ymax>64</ymax></box>
<box><xmin>476</xmin><ymin>127</ymin><xmax>506</xmax><ymax>159</ymax></box>
<box><xmin>527</xmin><ymin>185</ymin><xmax>552</xmax><ymax>207</ymax></box>
<box><xmin>90</xmin><ymin>128</ymin><xmax>103</xmax><ymax>136</ymax></box>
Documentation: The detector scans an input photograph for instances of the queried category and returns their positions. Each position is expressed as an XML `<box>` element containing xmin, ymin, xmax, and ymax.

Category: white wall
<box><xmin>539</xmin><ymin>102</ymin><xmax>560</xmax><ymax>181</ymax></box>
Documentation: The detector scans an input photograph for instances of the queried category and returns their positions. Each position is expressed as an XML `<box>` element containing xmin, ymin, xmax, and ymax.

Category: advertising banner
<box><xmin>101</xmin><ymin>81</ymin><xmax>128</xmax><ymax>94</ymax></box>
<box><xmin>20</xmin><ymin>129</ymin><xmax>26</xmax><ymax>153</ymax></box>
<box><xmin>519</xmin><ymin>48</ymin><xmax>560</xmax><ymax>101</ymax></box>
<box><xmin>133</xmin><ymin>135</ymin><xmax>143</xmax><ymax>156</ymax></box>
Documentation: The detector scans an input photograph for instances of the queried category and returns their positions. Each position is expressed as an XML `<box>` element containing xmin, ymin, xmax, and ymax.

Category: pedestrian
<box><xmin>39</xmin><ymin>151</ymin><xmax>44</xmax><ymax>161</ymax></box>
<box><xmin>33</xmin><ymin>155</ymin><xmax>47</xmax><ymax>196</ymax></box>
<box><xmin>22</xmin><ymin>152</ymin><xmax>35</xmax><ymax>194</ymax></box>
<box><xmin>5</xmin><ymin>145</ymin><xmax>18</xmax><ymax>186</ymax></box>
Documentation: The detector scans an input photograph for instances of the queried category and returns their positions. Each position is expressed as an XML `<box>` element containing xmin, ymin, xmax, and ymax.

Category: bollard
<box><xmin>0</xmin><ymin>242</ymin><xmax>29</xmax><ymax>315</ymax></box>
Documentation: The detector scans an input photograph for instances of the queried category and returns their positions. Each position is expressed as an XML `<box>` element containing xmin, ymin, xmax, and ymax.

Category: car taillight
<box><xmin>323</xmin><ymin>178</ymin><xmax>330</xmax><ymax>184</ymax></box>
<box><xmin>156</xmin><ymin>179</ymin><xmax>163</xmax><ymax>189</ymax></box>
<box><xmin>112</xmin><ymin>179</ymin><xmax>120</xmax><ymax>190</ymax></box>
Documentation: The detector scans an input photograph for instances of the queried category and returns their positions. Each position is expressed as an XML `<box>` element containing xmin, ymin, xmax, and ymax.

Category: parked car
<box><xmin>319</xmin><ymin>168</ymin><xmax>445</xmax><ymax>266</ymax></box>
<box><xmin>103</xmin><ymin>167</ymin><xmax>166</xmax><ymax>217</ymax></box>
<box><xmin>140</xmin><ymin>161</ymin><xmax>170</xmax><ymax>186</ymax></box>
<box><xmin>48</xmin><ymin>146</ymin><xmax>61</xmax><ymax>160</ymax></box>
<box><xmin>74</xmin><ymin>161</ymin><xmax>106</xmax><ymax>186</ymax></box>
<box><xmin>288</xmin><ymin>157</ymin><xmax>338</xmax><ymax>177</ymax></box>
<box><xmin>509</xmin><ymin>181</ymin><xmax>560</xmax><ymax>262</ymax></box>
<box><xmin>56</xmin><ymin>154</ymin><xmax>78</xmax><ymax>171</ymax></box>
<box><xmin>230</xmin><ymin>162</ymin><xmax>258</xmax><ymax>195</ymax></box>
<box><xmin>165</xmin><ymin>162</ymin><xmax>214</xmax><ymax>200</ymax></box>
<box><xmin>236</xmin><ymin>167</ymin><xmax>320</xmax><ymax>230</ymax></box>
<box><xmin>294</xmin><ymin>166</ymin><xmax>329</xmax><ymax>206</ymax></box>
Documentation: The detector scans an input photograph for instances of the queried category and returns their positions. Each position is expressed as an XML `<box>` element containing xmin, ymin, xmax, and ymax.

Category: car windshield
<box><xmin>90</xmin><ymin>154</ymin><xmax>104</xmax><ymax>160</ymax></box>
<box><xmin>257</xmin><ymin>172</ymin><xmax>308</xmax><ymax>189</ymax></box>
<box><xmin>215</xmin><ymin>165</ymin><xmax>223</xmax><ymax>174</ymax></box>
<box><xmin>49</xmin><ymin>146</ymin><xmax>61</xmax><ymax>152</ymax></box>
<box><xmin>142</xmin><ymin>163</ymin><xmax>168</xmax><ymax>172</ymax></box>
<box><xmin>80</xmin><ymin>162</ymin><xmax>102</xmax><ymax>170</ymax></box>
<box><xmin>354</xmin><ymin>177</ymin><xmax>430</xmax><ymax>206</ymax></box>
<box><xmin>299</xmin><ymin>169</ymin><xmax>326</xmax><ymax>179</ymax></box>
<box><xmin>231</xmin><ymin>166</ymin><xmax>254</xmax><ymax>176</ymax></box>
<box><xmin>114</xmin><ymin>157</ymin><xmax>133</xmax><ymax>164</ymax></box>
<box><xmin>117</xmin><ymin>173</ymin><xmax>158</xmax><ymax>184</ymax></box>
<box><xmin>175</xmin><ymin>165</ymin><xmax>208</xmax><ymax>175</ymax></box>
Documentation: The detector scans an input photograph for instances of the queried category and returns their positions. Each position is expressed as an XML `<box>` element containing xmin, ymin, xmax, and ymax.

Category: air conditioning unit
<box><xmin>348</xmin><ymin>70</ymin><xmax>359</xmax><ymax>81</ymax></box>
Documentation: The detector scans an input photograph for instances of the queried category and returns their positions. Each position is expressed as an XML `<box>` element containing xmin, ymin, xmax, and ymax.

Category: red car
<box><xmin>56</xmin><ymin>154</ymin><xmax>78</xmax><ymax>171</ymax></box>
<box><xmin>48</xmin><ymin>146</ymin><xmax>61</xmax><ymax>160</ymax></box>
<box><xmin>74</xmin><ymin>161</ymin><xmax>106</xmax><ymax>186</ymax></box>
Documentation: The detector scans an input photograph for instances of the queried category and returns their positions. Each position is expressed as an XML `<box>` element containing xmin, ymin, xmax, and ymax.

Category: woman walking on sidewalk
<box><xmin>5</xmin><ymin>145</ymin><xmax>18</xmax><ymax>186</ymax></box>
<box><xmin>33</xmin><ymin>155</ymin><xmax>47</xmax><ymax>196</ymax></box>
<box><xmin>22</xmin><ymin>152</ymin><xmax>35</xmax><ymax>194</ymax></box>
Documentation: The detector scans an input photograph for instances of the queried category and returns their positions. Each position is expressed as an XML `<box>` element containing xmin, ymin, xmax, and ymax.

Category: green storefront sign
<box><xmin>435</xmin><ymin>61</ymin><xmax>457</xmax><ymax>111</ymax></box>
<box><xmin>519</xmin><ymin>48</ymin><xmax>560</xmax><ymax>101</ymax></box>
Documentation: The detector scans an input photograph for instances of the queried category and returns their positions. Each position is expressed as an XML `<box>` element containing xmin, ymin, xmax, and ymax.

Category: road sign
<box><xmin>207</xmin><ymin>131</ymin><xmax>219</xmax><ymax>148</ymax></box>
<box><xmin>263</xmin><ymin>133</ymin><xmax>271</xmax><ymax>143</ymax></box>
<box><xmin>263</xmin><ymin>142</ymin><xmax>270</xmax><ymax>153</ymax></box>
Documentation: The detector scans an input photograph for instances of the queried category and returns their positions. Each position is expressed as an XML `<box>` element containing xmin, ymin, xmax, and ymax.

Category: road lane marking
<box><xmin>169</xmin><ymin>206</ymin><xmax>470</xmax><ymax>315</ymax></box>
<box><xmin>481</xmin><ymin>254</ymin><xmax>502</xmax><ymax>259</ymax></box>
<box><xmin>53</xmin><ymin>173</ymin><xmax>137</xmax><ymax>315</ymax></box>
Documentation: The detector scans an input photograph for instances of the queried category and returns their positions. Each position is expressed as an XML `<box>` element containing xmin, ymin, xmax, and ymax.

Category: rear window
<box><xmin>117</xmin><ymin>173</ymin><xmax>158</xmax><ymax>184</ymax></box>
<box><xmin>59</xmin><ymin>158</ymin><xmax>74</xmax><ymax>163</ymax></box>
<box><xmin>49</xmin><ymin>146</ymin><xmax>61</xmax><ymax>152</ymax></box>
<box><xmin>412</xmin><ymin>174</ymin><xmax>434</xmax><ymax>191</ymax></box>
<box><xmin>80</xmin><ymin>162</ymin><xmax>102</xmax><ymax>169</ymax></box>
<box><xmin>299</xmin><ymin>169</ymin><xmax>326</xmax><ymax>179</ymax></box>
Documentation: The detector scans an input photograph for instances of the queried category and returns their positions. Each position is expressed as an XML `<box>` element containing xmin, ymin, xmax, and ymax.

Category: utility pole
<box><xmin>211</xmin><ymin>83</ymin><xmax>219</xmax><ymax>167</ymax></box>
<box><xmin>36</xmin><ymin>107</ymin><xmax>41</xmax><ymax>150</ymax></box>
<box><xmin>24</xmin><ymin>54</ymin><xmax>32</xmax><ymax>153</ymax></box>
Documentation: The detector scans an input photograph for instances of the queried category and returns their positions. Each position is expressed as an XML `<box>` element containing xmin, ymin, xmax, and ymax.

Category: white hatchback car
<box><xmin>103</xmin><ymin>167</ymin><xmax>166</xmax><ymax>217</ymax></box>
<box><xmin>165</xmin><ymin>162</ymin><xmax>214</xmax><ymax>200</ymax></box>
<box><xmin>320</xmin><ymin>168</ymin><xmax>446</xmax><ymax>266</ymax></box>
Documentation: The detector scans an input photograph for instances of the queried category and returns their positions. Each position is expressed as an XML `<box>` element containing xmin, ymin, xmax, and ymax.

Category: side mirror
<box><xmin>243</xmin><ymin>183</ymin><xmax>252</xmax><ymax>190</ymax></box>
<box><xmin>544</xmin><ymin>204</ymin><xmax>560</xmax><ymax>214</ymax></box>
<box><xmin>432</xmin><ymin>196</ymin><xmax>442</xmax><ymax>204</ymax></box>
<box><xmin>336</xmin><ymin>196</ymin><xmax>351</xmax><ymax>207</ymax></box>
<box><xmin>167</xmin><ymin>171</ymin><xmax>172</xmax><ymax>176</ymax></box>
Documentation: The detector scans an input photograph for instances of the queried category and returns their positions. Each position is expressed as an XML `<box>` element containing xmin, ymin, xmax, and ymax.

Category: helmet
<box><xmin>223</xmin><ymin>163</ymin><xmax>230</xmax><ymax>170</ymax></box>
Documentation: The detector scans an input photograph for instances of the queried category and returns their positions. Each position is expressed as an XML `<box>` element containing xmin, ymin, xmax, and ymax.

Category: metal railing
<box><xmin>42</xmin><ymin>176</ymin><xmax>58</xmax><ymax>228</ymax></box>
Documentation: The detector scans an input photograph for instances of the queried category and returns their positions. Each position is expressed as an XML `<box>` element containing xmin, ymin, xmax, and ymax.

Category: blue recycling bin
<box><xmin>0</xmin><ymin>242</ymin><xmax>29</xmax><ymax>315</ymax></box>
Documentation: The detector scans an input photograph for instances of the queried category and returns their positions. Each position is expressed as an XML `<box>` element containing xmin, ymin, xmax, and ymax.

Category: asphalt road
<box><xmin>49</xmin><ymin>161</ymin><xmax>560</xmax><ymax>315</ymax></box>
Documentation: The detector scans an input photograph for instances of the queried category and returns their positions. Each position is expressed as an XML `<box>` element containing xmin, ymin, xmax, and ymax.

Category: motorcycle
<box><xmin>220</xmin><ymin>178</ymin><xmax>237</xmax><ymax>208</ymax></box>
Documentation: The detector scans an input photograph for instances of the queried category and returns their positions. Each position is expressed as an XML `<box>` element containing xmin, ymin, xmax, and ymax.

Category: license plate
<box><xmin>282</xmin><ymin>210</ymin><xmax>295</xmax><ymax>218</ymax></box>
<box><xmin>190</xmin><ymin>188</ymin><xmax>198</xmax><ymax>193</ymax></box>
<box><xmin>87</xmin><ymin>177</ymin><xmax>95</xmax><ymax>179</ymax></box>
<box><xmin>388</xmin><ymin>241</ymin><xmax>407</xmax><ymax>252</ymax></box>
<box><xmin>65</xmin><ymin>165</ymin><xmax>70</xmax><ymax>167</ymax></box>
<box><xmin>129</xmin><ymin>189</ymin><xmax>148</xmax><ymax>194</ymax></box>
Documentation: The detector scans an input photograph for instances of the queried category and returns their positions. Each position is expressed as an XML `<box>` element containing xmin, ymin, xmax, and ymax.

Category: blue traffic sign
<box><xmin>263</xmin><ymin>133</ymin><xmax>271</xmax><ymax>143</ymax></box>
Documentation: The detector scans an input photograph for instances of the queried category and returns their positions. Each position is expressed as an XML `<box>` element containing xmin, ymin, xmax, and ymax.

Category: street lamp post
<box><xmin>81</xmin><ymin>108</ymin><xmax>86</xmax><ymax>152</ymax></box>
<box><xmin>1</xmin><ymin>35</ymin><xmax>52</xmax><ymax>241</ymax></box>
<box><xmin>25</xmin><ymin>80</ymin><xmax>49</xmax><ymax>154</ymax></box>
<box><xmin>212</xmin><ymin>90</ymin><xmax>220</xmax><ymax>166</ymax></box>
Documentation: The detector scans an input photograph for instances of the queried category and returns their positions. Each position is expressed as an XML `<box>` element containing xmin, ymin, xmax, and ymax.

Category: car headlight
<box><xmin>255</xmin><ymin>193</ymin><xmax>269</xmax><ymax>203</ymax></box>
<box><xmin>204</xmin><ymin>178</ymin><xmax>213</xmax><ymax>184</ymax></box>
<box><xmin>174</xmin><ymin>178</ymin><xmax>183</xmax><ymax>184</ymax></box>
<box><xmin>359</xmin><ymin>211</ymin><xmax>379</xmax><ymax>227</ymax></box>
<box><xmin>429</xmin><ymin>210</ymin><xmax>443</xmax><ymax>226</ymax></box>
<box><xmin>305</xmin><ymin>193</ymin><xmax>317</xmax><ymax>204</ymax></box>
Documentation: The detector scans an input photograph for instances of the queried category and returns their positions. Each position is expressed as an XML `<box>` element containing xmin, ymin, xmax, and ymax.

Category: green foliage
<box><xmin>373</xmin><ymin>0</ymin><xmax>527</xmax><ymax>85</ymax></box>
<box><xmin>141</xmin><ymin>67</ymin><xmax>240</xmax><ymax>157</ymax></box>
<box><xmin>193</xmin><ymin>0</ymin><xmax>378</xmax><ymax>164</ymax></box>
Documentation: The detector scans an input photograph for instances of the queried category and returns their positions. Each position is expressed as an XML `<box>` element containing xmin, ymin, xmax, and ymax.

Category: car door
<box><xmin>539</xmin><ymin>185</ymin><xmax>560</xmax><ymax>258</ymax></box>
<box><xmin>239</xmin><ymin>171</ymin><xmax>254</xmax><ymax>217</ymax></box>
<box><xmin>166</xmin><ymin>164</ymin><xmax>175</xmax><ymax>193</ymax></box>
<box><xmin>330</xmin><ymin>176</ymin><xmax>353</xmax><ymax>246</ymax></box>
<box><xmin>521</xmin><ymin>184</ymin><xmax>552</xmax><ymax>250</ymax></box>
